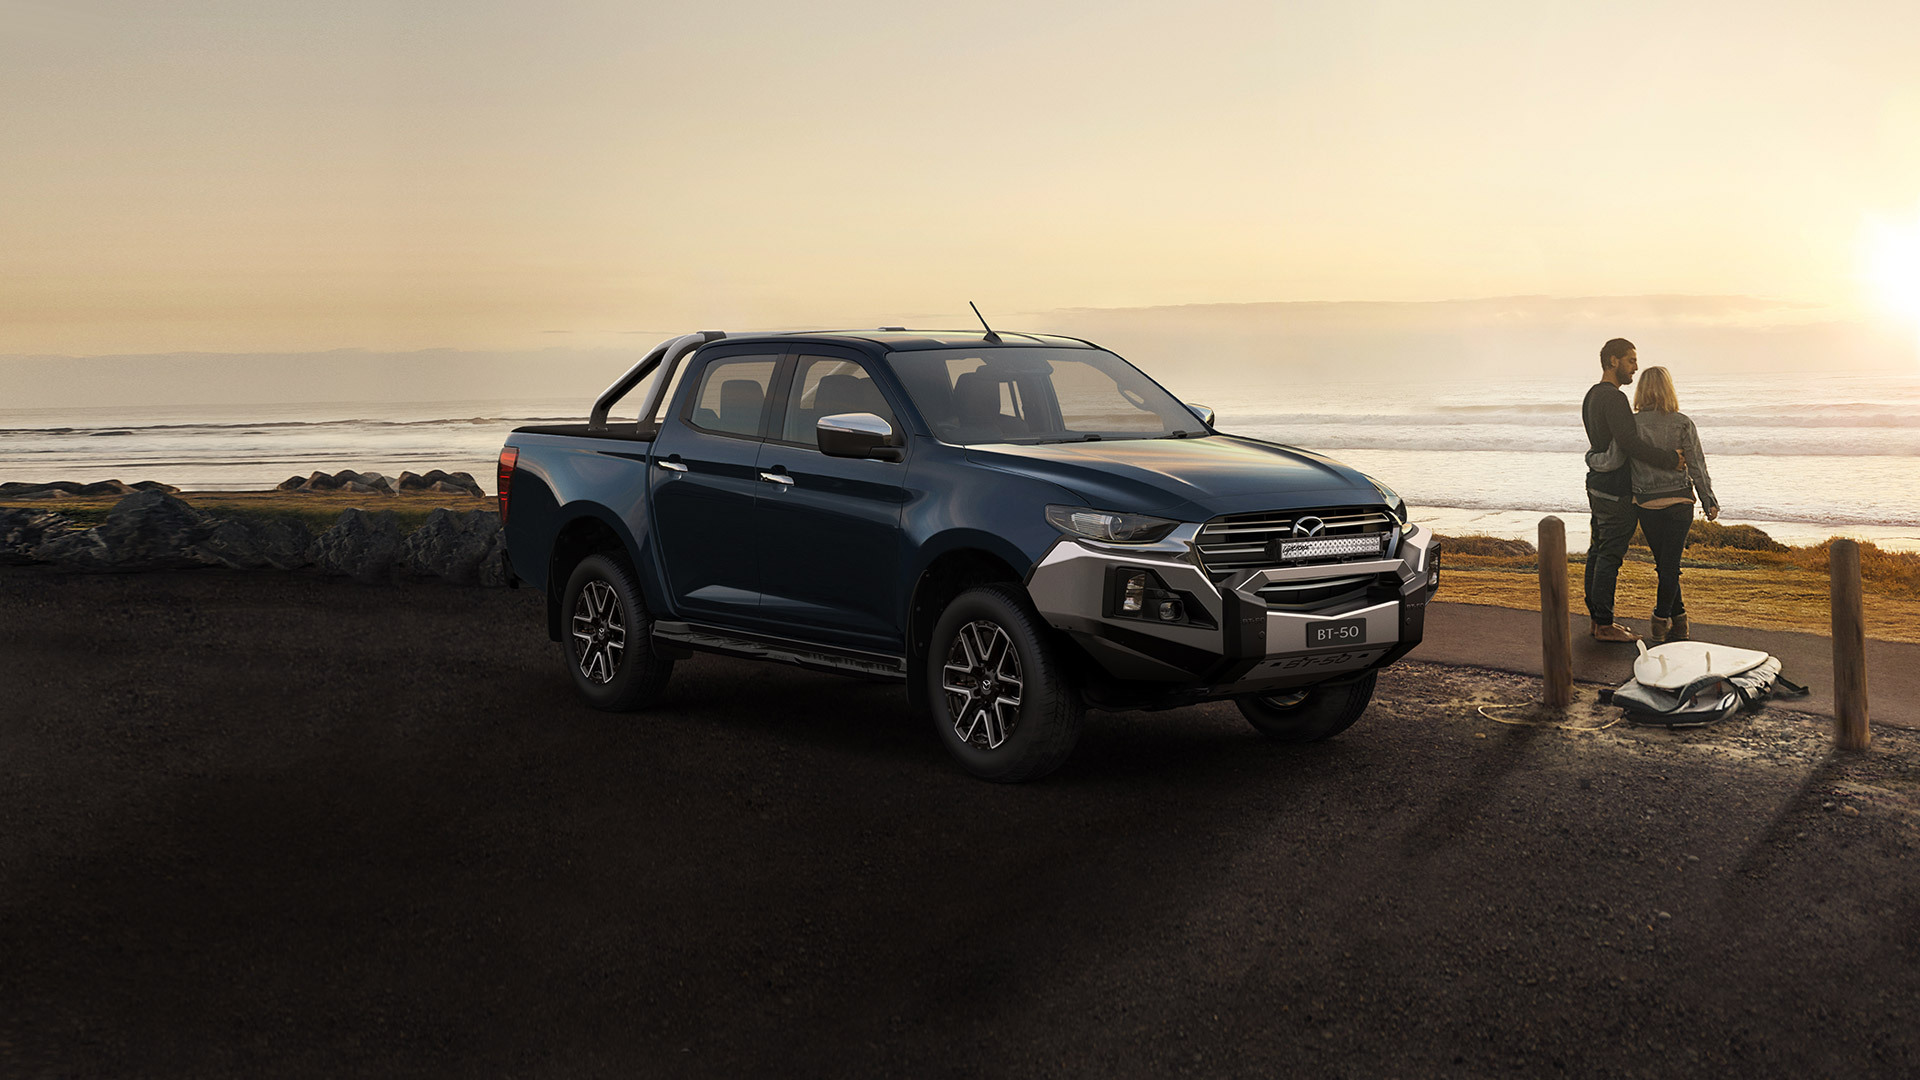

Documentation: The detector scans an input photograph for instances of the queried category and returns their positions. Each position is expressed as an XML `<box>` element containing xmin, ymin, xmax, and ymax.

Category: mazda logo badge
<box><xmin>1291</xmin><ymin>516</ymin><xmax>1326</xmax><ymax>538</ymax></box>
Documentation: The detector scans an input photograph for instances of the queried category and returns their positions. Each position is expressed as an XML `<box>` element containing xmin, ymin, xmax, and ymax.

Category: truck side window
<box><xmin>642</xmin><ymin>356</ymin><xmax>694</xmax><ymax>431</ymax></box>
<box><xmin>685</xmin><ymin>356</ymin><xmax>779</xmax><ymax>439</ymax></box>
<box><xmin>780</xmin><ymin>357</ymin><xmax>897</xmax><ymax>446</ymax></box>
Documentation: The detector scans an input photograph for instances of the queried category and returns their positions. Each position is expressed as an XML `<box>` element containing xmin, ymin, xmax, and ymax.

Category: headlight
<box><xmin>1045</xmin><ymin>505</ymin><xmax>1180</xmax><ymax>544</ymax></box>
<box><xmin>1364</xmin><ymin>475</ymin><xmax>1414</xmax><ymax>534</ymax></box>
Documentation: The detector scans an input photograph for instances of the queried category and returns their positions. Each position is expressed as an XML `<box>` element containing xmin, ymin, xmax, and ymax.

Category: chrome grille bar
<box><xmin>1196</xmin><ymin>505</ymin><xmax>1395</xmax><ymax>576</ymax></box>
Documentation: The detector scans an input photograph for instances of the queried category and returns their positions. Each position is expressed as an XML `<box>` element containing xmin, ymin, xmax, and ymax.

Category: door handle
<box><xmin>757</xmin><ymin>471</ymin><xmax>794</xmax><ymax>486</ymax></box>
<box><xmin>656</xmin><ymin>459</ymin><xmax>688</xmax><ymax>472</ymax></box>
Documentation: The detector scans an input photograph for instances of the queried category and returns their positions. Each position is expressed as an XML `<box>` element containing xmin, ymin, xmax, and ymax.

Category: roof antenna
<box><xmin>969</xmin><ymin>301</ymin><xmax>1003</xmax><ymax>344</ymax></box>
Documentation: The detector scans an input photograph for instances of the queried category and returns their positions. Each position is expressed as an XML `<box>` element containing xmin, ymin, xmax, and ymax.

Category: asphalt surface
<box><xmin>3</xmin><ymin>568</ymin><xmax>1919</xmax><ymax>1078</ymax></box>
<box><xmin>1414</xmin><ymin>602</ymin><xmax>1920</xmax><ymax>732</ymax></box>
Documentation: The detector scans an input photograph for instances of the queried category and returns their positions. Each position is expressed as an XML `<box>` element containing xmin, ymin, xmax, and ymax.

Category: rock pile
<box><xmin>0</xmin><ymin>479</ymin><xmax>181</xmax><ymax>499</ymax></box>
<box><xmin>275</xmin><ymin>469</ymin><xmax>485</xmax><ymax>497</ymax></box>
<box><xmin>0</xmin><ymin>491</ymin><xmax>507</xmax><ymax>585</ymax></box>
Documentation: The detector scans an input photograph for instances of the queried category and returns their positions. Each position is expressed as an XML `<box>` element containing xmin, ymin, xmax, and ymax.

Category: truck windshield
<box><xmin>889</xmin><ymin>347</ymin><xmax>1201</xmax><ymax>445</ymax></box>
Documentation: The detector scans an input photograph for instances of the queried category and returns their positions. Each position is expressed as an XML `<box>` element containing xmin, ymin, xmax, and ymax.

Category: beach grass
<box><xmin>1440</xmin><ymin>522</ymin><xmax>1920</xmax><ymax>644</ymax></box>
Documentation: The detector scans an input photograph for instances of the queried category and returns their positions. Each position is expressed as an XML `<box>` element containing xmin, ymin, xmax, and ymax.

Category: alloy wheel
<box><xmin>943</xmin><ymin>619</ymin><xmax>1024</xmax><ymax>749</ymax></box>
<box><xmin>572</xmin><ymin>579</ymin><xmax>626</xmax><ymax>684</ymax></box>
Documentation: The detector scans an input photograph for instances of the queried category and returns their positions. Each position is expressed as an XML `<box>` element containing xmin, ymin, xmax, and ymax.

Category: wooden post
<box><xmin>1830</xmin><ymin>538</ymin><xmax>1869</xmax><ymax>750</ymax></box>
<box><xmin>1539</xmin><ymin>515</ymin><xmax>1572</xmax><ymax>708</ymax></box>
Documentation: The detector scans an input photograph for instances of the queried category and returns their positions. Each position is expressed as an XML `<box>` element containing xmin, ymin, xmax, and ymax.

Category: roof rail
<box><xmin>589</xmin><ymin>330</ymin><xmax>725</xmax><ymax>431</ymax></box>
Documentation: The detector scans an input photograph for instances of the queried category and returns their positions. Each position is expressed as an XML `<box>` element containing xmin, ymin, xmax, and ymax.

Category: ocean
<box><xmin>5</xmin><ymin>369</ymin><xmax>1919</xmax><ymax>552</ymax></box>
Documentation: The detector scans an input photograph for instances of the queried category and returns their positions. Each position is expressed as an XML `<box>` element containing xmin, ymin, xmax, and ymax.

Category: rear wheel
<box><xmin>927</xmin><ymin>584</ymin><xmax>1083</xmax><ymax>782</ymax></box>
<box><xmin>1236</xmin><ymin>671</ymin><xmax>1376</xmax><ymax>742</ymax></box>
<box><xmin>561</xmin><ymin>553</ymin><xmax>673</xmax><ymax>711</ymax></box>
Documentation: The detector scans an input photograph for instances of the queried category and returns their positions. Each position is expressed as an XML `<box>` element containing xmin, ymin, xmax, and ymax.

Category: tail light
<box><xmin>496</xmin><ymin>446</ymin><xmax>518</xmax><ymax>524</ymax></box>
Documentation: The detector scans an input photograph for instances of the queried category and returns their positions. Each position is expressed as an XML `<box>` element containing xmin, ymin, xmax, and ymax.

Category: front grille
<box><xmin>1256</xmin><ymin>575</ymin><xmax>1375</xmax><ymax>611</ymax></box>
<box><xmin>1195</xmin><ymin>506</ymin><xmax>1395</xmax><ymax>579</ymax></box>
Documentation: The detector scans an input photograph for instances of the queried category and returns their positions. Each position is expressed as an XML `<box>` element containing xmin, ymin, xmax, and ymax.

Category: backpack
<box><xmin>1605</xmin><ymin>640</ymin><xmax>1810</xmax><ymax>728</ymax></box>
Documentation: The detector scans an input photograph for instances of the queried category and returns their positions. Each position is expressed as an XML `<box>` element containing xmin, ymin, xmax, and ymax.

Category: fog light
<box><xmin>1121</xmin><ymin>571</ymin><xmax>1147</xmax><ymax>614</ymax></box>
<box><xmin>1158</xmin><ymin>599</ymin><xmax>1183</xmax><ymax>621</ymax></box>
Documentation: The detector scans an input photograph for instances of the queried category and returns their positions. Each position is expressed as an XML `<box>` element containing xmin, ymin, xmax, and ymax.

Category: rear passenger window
<box><xmin>781</xmin><ymin>356</ymin><xmax>897</xmax><ymax>445</ymax></box>
<box><xmin>685</xmin><ymin>356</ymin><xmax>779</xmax><ymax>438</ymax></box>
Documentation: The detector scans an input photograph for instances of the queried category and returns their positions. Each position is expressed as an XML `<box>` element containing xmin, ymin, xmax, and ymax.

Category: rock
<box><xmin>401</xmin><ymin>508</ymin><xmax>503</xmax><ymax>584</ymax></box>
<box><xmin>400</xmin><ymin>469</ymin><xmax>484</xmax><ymax>497</ymax></box>
<box><xmin>196</xmin><ymin>516</ymin><xmax>315</xmax><ymax>571</ymax></box>
<box><xmin>129</xmin><ymin>480</ymin><xmax>182</xmax><ymax>494</ymax></box>
<box><xmin>276</xmin><ymin>475</ymin><xmax>308</xmax><ymax>491</ymax></box>
<box><xmin>0</xmin><ymin>508</ymin><xmax>78</xmax><ymax>564</ymax></box>
<box><xmin>343</xmin><ymin>480</ymin><xmax>379</xmax><ymax>494</ymax></box>
<box><xmin>72</xmin><ymin>480</ymin><xmax>139</xmax><ymax>497</ymax></box>
<box><xmin>306</xmin><ymin>508</ymin><xmax>405</xmax><ymax>583</ymax></box>
<box><xmin>31</xmin><ymin>491</ymin><xmax>219</xmax><ymax>571</ymax></box>
<box><xmin>0</xmin><ymin>479</ymin><xmax>134</xmax><ymax>499</ymax></box>
<box><xmin>475</xmin><ymin>525</ymin><xmax>508</xmax><ymax>587</ymax></box>
<box><xmin>1</xmin><ymin>485</ymin><xmax>78</xmax><ymax>500</ymax></box>
<box><xmin>299</xmin><ymin>471</ymin><xmax>342</xmax><ymax>492</ymax></box>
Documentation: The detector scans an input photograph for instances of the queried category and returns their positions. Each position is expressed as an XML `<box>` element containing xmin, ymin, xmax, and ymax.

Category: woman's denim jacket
<box><xmin>1585</xmin><ymin>410</ymin><xmax>1718</xmax><ymax>512</ymax></box>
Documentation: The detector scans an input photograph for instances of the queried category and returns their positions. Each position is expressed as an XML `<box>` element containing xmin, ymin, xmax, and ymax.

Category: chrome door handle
<box><xmin>757</xmin><ymin>471</ymin><xmax>794</xmax><ymax>485</ymax></box>
<box><xmin>656</xmin><ymin>460</ymin><xmax>688</xmax><ymax>472</ymax></box>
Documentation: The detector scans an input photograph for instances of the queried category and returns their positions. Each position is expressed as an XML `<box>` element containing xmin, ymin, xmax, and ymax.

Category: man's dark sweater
<box><xmin>1582</xmin><ymin>381</ymin><xmax>1678</xmax><ymax>498</ymax></box>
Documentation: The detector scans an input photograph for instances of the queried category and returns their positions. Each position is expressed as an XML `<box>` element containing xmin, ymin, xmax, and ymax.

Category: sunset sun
<box><xmin>1863</xmin><ymin>205</ymin><xmax>1920</xmax><ymax>340</ymax></box>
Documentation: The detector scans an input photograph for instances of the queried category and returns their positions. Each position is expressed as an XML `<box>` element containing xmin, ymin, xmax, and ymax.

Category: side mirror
<box><xmin>818</xmin><ymin>413</ymin><xmax>902</xmax><ymax>461</ymax></box>
<box><xmin>1186</xmin><ymin>402</ymin><xmax>1216</xmax><ymax>428</ymax></box>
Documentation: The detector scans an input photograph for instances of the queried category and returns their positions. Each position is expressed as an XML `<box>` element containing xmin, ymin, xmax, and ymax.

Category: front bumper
<box><xmin>1025</xmin><ymin>522</ymin><xmax>1440</xmax><ymax>697</ymax></box>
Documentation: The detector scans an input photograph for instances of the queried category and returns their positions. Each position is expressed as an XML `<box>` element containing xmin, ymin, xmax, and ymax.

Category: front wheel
<box><xmin>560</xmin><ymin>553</ymin><xmax>673</xmax><ymax>711</ymax></box>
<box><xmin>1235</xmin><ymin>671</ymin><xmax>1376</xmax><ymax>743</ymax></box>
<box><xmin>926</xmin><ymin>584</ymin><xmax>1083</xmax><ymax>782</ymax></box>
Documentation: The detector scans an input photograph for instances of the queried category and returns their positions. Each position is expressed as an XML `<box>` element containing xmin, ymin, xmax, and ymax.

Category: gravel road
<box><xmin>3</xmin><ymin>568</ymin><xmax>1917</xmax><ymax>1078</ymax></box>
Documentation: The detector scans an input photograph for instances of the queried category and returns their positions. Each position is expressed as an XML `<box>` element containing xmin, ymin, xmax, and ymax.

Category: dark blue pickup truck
<box><xmin>497</xmin><ymin>328</ymin><xmax>1439</xmax><ymax>781</ymax></box>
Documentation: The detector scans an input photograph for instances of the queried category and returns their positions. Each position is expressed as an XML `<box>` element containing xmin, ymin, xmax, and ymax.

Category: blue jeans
<box><xmin>1637</xmin><ymin>502</ymin><xmax>1693</xmax><ymax>619</ymax></box>
<box><xmin>1585</xmin><ymin>490</ymin><xmax>1638</xmax><ymax>625</ymax></box>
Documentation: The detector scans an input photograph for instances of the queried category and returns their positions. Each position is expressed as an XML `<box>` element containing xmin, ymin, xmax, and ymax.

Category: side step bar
<box><xmin>651</xmin><ymin>621</ymin><xmax>908</xmax><ymax>681</ymax></box>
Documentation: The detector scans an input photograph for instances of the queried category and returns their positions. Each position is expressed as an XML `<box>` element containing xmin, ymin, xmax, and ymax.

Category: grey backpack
<box><xmin>1605</xmin><ymin>641</ymin><xmax>1810</xmax><ymax>727</ymax></box>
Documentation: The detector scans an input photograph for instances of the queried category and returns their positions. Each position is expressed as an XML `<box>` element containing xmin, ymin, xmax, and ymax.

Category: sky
<box><xmin>5</xmin><ymin>0</ymin><xmax>1920</xmax><ymax>360</ymax></box>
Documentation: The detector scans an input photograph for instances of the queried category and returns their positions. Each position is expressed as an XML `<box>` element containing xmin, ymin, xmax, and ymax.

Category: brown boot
<box><xmin>1650</xmin><ymin>616</ymin><xmax>1670</xmax><ymax>644</ymax></box>
<box><xmin>1591</xmin><ymin>621</ymin><xmax>1641</xmax><ymax>643</ymax></box>
<box><xmin>1668</xmin><ymin>613</ymin><xmax>1690</xmax><ymax>642</ymax></box>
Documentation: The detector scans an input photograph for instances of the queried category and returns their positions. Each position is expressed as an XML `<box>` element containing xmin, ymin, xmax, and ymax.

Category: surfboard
<box><xmin>1632</xmin><ymin>640</ymin><xmax>1771</xmax><ymax>690</ymax></box>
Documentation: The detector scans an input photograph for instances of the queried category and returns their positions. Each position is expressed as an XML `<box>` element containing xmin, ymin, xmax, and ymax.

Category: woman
<box><xmin>1630</xmin><ymin>366</ymin><xmax>1719</xmax><ymax>643</ymax></box>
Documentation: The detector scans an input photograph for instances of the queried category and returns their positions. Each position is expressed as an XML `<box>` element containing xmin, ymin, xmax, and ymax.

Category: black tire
<box><xmin>560</xmin><ymin>553</ymin><xmax>673</xmax><ymax>711</ymax></box>
<box><xmin>926</xmin><ymin>584</ymin><xmax>1083</xmax><ymax>782</ymax></box>
<box><xmin>1235</xmin><ymin>671</ymin><xmax>1376</xmax><ymax>743</ymax></box>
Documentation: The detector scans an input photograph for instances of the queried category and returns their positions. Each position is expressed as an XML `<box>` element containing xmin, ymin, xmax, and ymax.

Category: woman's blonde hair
<box><xmin>1634</xmin><ymin>365</ymin><xmax>1679</xmax><ymax>413</ymax></box>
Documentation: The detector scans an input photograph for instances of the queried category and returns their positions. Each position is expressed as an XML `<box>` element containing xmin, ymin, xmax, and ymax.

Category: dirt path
<box><xmin>3</xmin><ymin>568</ymin><xmax>1917</xmax><ymax>1078</ymax></box>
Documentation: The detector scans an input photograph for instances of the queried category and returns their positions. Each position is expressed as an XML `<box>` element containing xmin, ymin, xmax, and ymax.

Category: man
<box><xmin>1582</xmin><ymin>338</ymin><xmax>1686</xmax><ymax>642</ymax></box>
